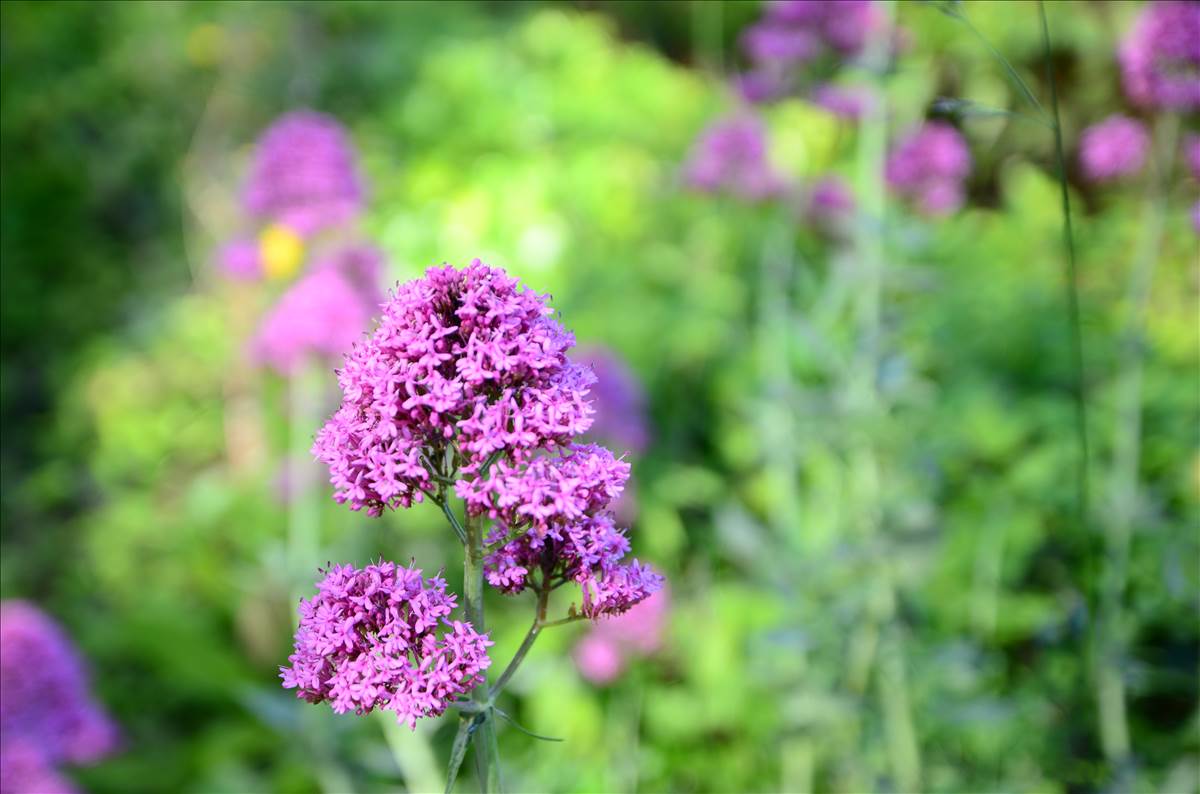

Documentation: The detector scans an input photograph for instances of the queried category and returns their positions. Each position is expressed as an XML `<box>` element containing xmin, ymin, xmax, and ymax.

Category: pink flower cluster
<box><xmin>476</xmin><ymin>444</ymin><xmax>661</xmax><ymax>617</ymax></box>
<box><xmin>313</xmin><ymin>261</ymin><xmax>662</xmax><ymax>619</ymax></box>
<box><xmin>1079</xmin><ymin>115</ymin><xmax>1149</xmax><ymax>184</ymax></box>
<box><xmin>1119</xmin><ymin>1</ymin><xmax>1200</xmax><ymax>112</ymax></box>
<box><xmin>242</xmin><ymin>110</ymin><xmax>365</xmax><ymax>236</ymax></box>
<box><xmin>280</xmin><ymin>562</ymin><xmax>492</xmax><ymax>729</ymax></box>
<box><xmin>313</xmin><ymin>261</ymin><xmax>594</xmax><ymax>514</ymax></box>
<box><xmin>252</xmin><ymin>246</ymin><xmax>383</xmax><ymax>375</ymax></box>
<box><xmin>574</xmin><ymin>587</ymin><xmax>670</xmax><ymax>684</ymax></box>
<box><xmin>885</xmin><ymin>122</ymin><xmax>972</xmax><ymax>216</ymax></box>
<box><xmin>0</xmin><ymin>602</ymin><xmax>119</xmax><ymax>794</ymax></box>
<box><xmin>683</xmin><ymin>116</ymin><xmax>787</xmax><ymax>201</ymax></box>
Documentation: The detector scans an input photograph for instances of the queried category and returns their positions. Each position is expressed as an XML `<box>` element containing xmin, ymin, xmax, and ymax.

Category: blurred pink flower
<box><xmin>573</xmin><ymin>586</ymin><xmax>670</xmax><ymax>685</ymax></box>
<box><xmin>1079</xmin><ymin>115</ymin><xmax>1149</xmax><ymax>183</ymax></box>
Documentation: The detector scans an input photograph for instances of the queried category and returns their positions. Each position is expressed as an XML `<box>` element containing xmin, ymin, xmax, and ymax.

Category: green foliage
<box><xmin>1</xmin><ymin>2</ymin><xmax>1196</xmax><ymax>793</ymax></box>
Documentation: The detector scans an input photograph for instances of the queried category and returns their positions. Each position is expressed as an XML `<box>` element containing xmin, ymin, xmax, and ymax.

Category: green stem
<box><xmin>490</xmin><ymin>584</ymin><xmax>550</xmax><ymax>698</ymax></box>
<box><xmin>461</xmin><ymin>512</ymin><xmax>500</xmax><ymax>792</ymax></box>
<box><xmin>1094</xmin><ymin>113</ymin><xmax>1177</xmax><ymax>774</ymax></box>
<box><xmin>1038</xmin><ymin>0</ymin><xmax>1090</xmax><ymax>540</ymax></box>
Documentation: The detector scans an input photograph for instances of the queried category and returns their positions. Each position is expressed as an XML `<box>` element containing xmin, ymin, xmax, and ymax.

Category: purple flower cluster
<box><xmin>684</xmin><ymin>116</ymin><xmax>787</xmax><ymax>201</ymax></box>
<box><xmin>252</xmin><ymin>246</ymin><xmax>383</xmax><ymax>376</ymax></box>
<box><xmin>280</xmin><ymin>562</ymin><xmax>492</xmax><ymax>729</ymax></box>
<box><xmin>0</xmin><ymin>602</ymin><xmax>118</xmax><ymax>793</ymax></box>
<box><xmin>242</xmin><ymin>110</ymin><xmax>365</xmax><ymax>236</ymax></box>
<box><xmin>313</xmin><ymin>261</ymin><xmax>593</xmax><ymax>514</ymax></box>
<box><xmin>738</xmin><ymin>1</ymin><xmax>881</xmax><ymax>102</ymax></box>
<box><xmin>574</xmin><ymin>587</ymin><xmax>669</xmax><ymax>684</ymax></box>
<box><xmin>1079</xmin><ymin>115</ymin><xmax>1149</xmax><ymax>183</ymax></box>
<box><xmin>806</xmin><ymin>175</ymin><xmax>856</xmax><ymax>232</ymax></box>
<box><xmin>217</xmin><ymin>238</ymin><xmax>263</xmax><ymax>282</ymax></box>
<box><xmin>476</xmin><ymin>444</ymin><xmax>661</xmax><ymax>618</ymax></box>
<box><xmin>1186</xmin><ymin>134</ymin><xmax>1200</xmax><ymax>232</ymax></box>
<box><xmin>885</xmin><ymin>122</ymin><xmax>972</xmax><ymax>216</ymax></box>
<box><xmin>313</xmin><ymin>261</ymin><xmax>661</xmax><ymax>618</ymax></box>
<box><xmin>1119</xmin><ymin>1</ymin><xmax>1200</xmax><ymax>112</ymax></box>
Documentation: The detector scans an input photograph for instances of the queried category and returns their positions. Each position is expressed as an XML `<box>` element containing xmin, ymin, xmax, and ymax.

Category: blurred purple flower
<box><xmin>885</xmin><ymin>122</ymin><xmax>972</xmax><ymax>216</ymax></box>
<box><xmin>1185</xmin><ymin>134</ymin><xmax>1200</xmax><ymax>181</ymax></box>
<box><xmin>0</xmin><ymin>743</ymin><xmax>77</xmax><ymax>794</ymax></box>
<box><xmin>242</xmin><ymin>110</ymin><xmax>365</xmax><ymax>236</ymax></box>
<box><xmin>573</xmin><ymin>347</ymin><xmax>650</xmax><ymax>456</ymax></box>
<box><xmin>741</xmin><ymin>22</ymin><xmax>820</xmax><ymax>66</ymax></box>
<box><xmin>735</xmin><ymin>70</ymin><xmax>790</xmax><ymax>104</ymax></box>
<box><xmin>0</xmin><ymin>601</ymin><xmax>118</xmax><ymax>794</ymax></box>
<box><xmin>684</xmin><ymin>116</ymin><xmax>788</xmax><ymax>201</ymax></box>
<box><xmin>574</xmin><ymin>587</ymin><xmax>670</xmax><ymax>685</ymax></box>
<box><xmin>1079</xmin><ymin>115</ymin><xmax>1149</xmax><ymax>183</ymax></box>
<box><xmin>252</xmin><ymin>265</ymin><xmax>373</xmax><ymax>376</ymax></box>
<box><xmin>807</xmin><ymin>175</ymin><xmax>856</xmax><ymax>232</ymax></box>
<box><xmin>217</xmin><ymin>238</ymin><xmax>262</xmax><ymax>281</ymax></box>
<box><xmin>280</xmin><ymin>561</ymin><xmax>492</xmax><ymax>729</ymax></box>
<box><xmin>757</xmin><ymin>1</ymin><xmax>881</xmax><ymax>60</ymax></box>
<box><xmin>1119</xmin><ymin>1</ymin><xmax>1200</xmax><ymax>111</ymax></box>
<box><xmin>812</xmin><ymin>83</ymin><xmax>875</xmax><ymax>120</ymax></box>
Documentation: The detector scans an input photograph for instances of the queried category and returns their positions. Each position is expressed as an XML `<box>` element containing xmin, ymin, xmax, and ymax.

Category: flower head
<box><xmin>885</xmin><ymin>122</ymin><xmax>972</xmax><ymax>216</ymax></box>
<box><xmin>1119</xmin><ymin>1</ymin><xmax>1200</xmax><ymax>111</ymax></box>
<box><xmin>217</xmin><ymin>238</ymin><xmax>262</xmax><ymax>281</ymax></box>
<box><xmin>252</xmin><ymin>256</ymin><xmax>377</xmax><ymax>376</ymax></box>
<box><xmin>0</xmin><ymin>602</ymin><xmax>118</xmax><ymax>770</ymax></box>
<box><xmin>1079</xmin><ymin>115</ymin><xmax>1149</xmax><ymax>183</ymax></box>
<box><xmin>807</xmin><ymin>175</ymin><xmax>856</xmax><ymax>232</ymax></box>
<box><xmin>684</xmin><ymin>116</ymin><xmax>788</xmax><ymax>201</ymax></box>
<box><xmin>280</xmin><ymin>561</ymin><xmax>492</xmax><ymax>729</ymax></box>
<box><xmin>474</xmin><ymin>444</ymin><xmax>662</xmax><ymax>618</ymax></box>
<box><xmin>242</xmin><ymin>110</ymin><xmax>365</xmax><ymax>236</ymax></box>
<box><xmin>313</xmin><ymin>260</ymin><xmax>595</xmax><ymax>515</ymax></box>
<box><xmin>314</xmin><ymin>261</ymin><xmax>662</xmax><ymax>618</ymax></box>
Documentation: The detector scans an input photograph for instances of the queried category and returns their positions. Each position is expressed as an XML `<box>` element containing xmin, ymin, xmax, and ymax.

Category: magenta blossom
<box><xmin>242</xmin><ymin>110</ymin><xmax>365</xmax><ymax>236</ymax></box>
<box><xmin>0</xmin><ymin>602</ymin><xmax>118</xmax><ymax>793</ymax></box>
<box><xmin>217</xmin><ymin>238</ymin><xmax>262</xmax><ymax>281</ymax></box>
<box><xmin>885</xmin><ymin>122</ymin><xmax>972</xmax><ymax>216</ymax></box>
<box><xmin>281</xmin><ymin>561</ymin><xmax>492</xmax><ymax>729</ymax></box>
<box><xmin>684</xmin><ymin>116</ymin><xmax>788</xmax><ymax>201</ymax></box>
<box><xmin>1119</xmin><ymin>1</ymin><xmax>1200</xmax><ymax>111</ymax></box>
<box><xmin>807</xmin><ymin>175</ymin><xmax>856</xmax><ymax>232</ymax></box>
<box><xmin>1079</xmin><ymin>115</ymin><xmax>1149</xmax><ymax>183</ymax></box>
<box><xmin>313</xmin><ymin>261</ymin><xmax>661</xmax><ymax>618</ymax></box>
<box><xmin>252</xmin><ymin>263</ymin><xmax>375</xmax><ymax>376</ymax></box>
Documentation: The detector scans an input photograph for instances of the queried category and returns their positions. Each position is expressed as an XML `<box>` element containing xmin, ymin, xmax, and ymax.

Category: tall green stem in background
<box><xmin>1038</xmin><ymin>2</ymin><xmax>1090</xmax><ymax>540</ymax></box>
<box><xmin>841</xmin><ymin>3</ymin><xmax>920</xmax><ymax>791</ymax></box>
<box><xmin>1094</xmin><ymin>113</ymin><xmax>1178</xmax><ymax>776</ymax></box>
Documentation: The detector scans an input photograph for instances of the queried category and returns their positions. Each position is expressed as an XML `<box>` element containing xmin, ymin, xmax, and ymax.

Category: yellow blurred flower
<box><xmin>259</xmin><ymin>224</ymin><xmax>304</xmax><ymax>280</ymax></box>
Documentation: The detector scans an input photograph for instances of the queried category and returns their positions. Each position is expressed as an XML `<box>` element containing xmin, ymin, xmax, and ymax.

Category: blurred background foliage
<box><xmin>1</xmin><ymin>1</ymin><xmax>1197</xmax><ymax>793</ymax></box>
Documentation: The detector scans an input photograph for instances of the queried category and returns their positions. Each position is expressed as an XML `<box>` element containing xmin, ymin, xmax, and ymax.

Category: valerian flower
<box><xmin>0</xmin><ymin>602</ymin><xmax>118</xmax><ymax>793</ymax></box>
<box><xmin>885</xmin><ymin>122</ymin><xmax>972</xmax><ymax>216</ymax></box>
<box><xmin>280</xmin><ymin>562</ymin><xmax>492</xmax><ymax>729</ymax></box>
<box><xmin>1119</xmin><ymin>1</ymin><xmax>1200</xmax><ymax>112</ymax></box>
<box><xmin>1079</xmin><ymin>115</ymin><xmax>1149</xmax><ymax>183</ymax></box>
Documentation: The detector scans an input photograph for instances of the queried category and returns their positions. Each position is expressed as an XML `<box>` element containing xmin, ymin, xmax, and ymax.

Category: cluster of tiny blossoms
<box><xmin>0</xmin><ymin>602</ymin><xmax>118</xmax><ymax>794</ymax></box>
<box><xmin>280</xmin><ymin>562</ymin><xmax>492</xmax><ymax>729</ymax></box>
<box><xmin>1118</xmin><ymin>0</ymin><xmax>1200</xmax><ymax>112</ymax></box>
<box><xmin>574</xmin><ymin>587</ymin><xmax>670</xmax><ymax>685</ymax></box>
<box><xmin>737</xmin><ymin>0</ymin><xmax>882</xmax><ymax>105</ymax></box>
<box><xmin>242</xmin><ymin>110</ymin><xmax>365</xmax><ymax>237</ymax></box>
<box><xmin>683</xmin><ymin>115</ymin><xmax>787</xmax><ymax>201</ymax></box>
<box><xmin>474</xmin><ymin>444</ymin><xmax>661</xmax><ymax>617</ymax></box>
<box><xmin>1078</xmin><ymin>115</ymin><xmax>1149</xmax><ymax>184</ymax></box>
<box><xmin>312</xmin><ymin>260</ymin><xmax>661</xmax><ymax>617</ymax></box>
<box><xmin>252</xmin><ymin>246</ymin><xmax>384</xmax><ymax>375</ymax></box>
<box><xmin>884</xmin><ymin>122</ymin><xmax>973</xmax><ymax>216</ymax></box>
